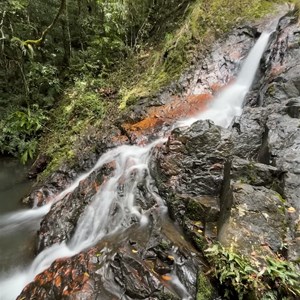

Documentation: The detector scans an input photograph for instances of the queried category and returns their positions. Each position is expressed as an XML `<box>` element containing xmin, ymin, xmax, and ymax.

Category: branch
<box><xmin>23</xmin><ymin>0</ymin><xmax>67</xmax><ymax>47</ymax></box>
<box><xmin>0</xmin><ymin>11</ymin><xmax>6</xmax><ymax>50</ymax></box>
<box><xmin>0</xmin><ymin>11</ymin><xmax>6</xmax><ymax>40</ymax></box>
<box><xmin>0</xmin><ymin>11</ymin><xmax>5</xmax><ymax>27</ymax></box>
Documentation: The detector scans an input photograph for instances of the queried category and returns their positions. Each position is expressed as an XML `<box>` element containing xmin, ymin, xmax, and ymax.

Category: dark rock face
<box><xmin>37</xmin><ymin>163</ymin><xmax>114</xmax><ymax>252</ymax></box>
<box><xmin>154</xmin><ymin>10</ymin><xmax>300</xmax><ymax>261</ymax></box>
<box><xmin>229</xmin><ymin>13</ymin><xmax>300</xmax><ymax>259</ymax></box>
<box><xmin>219</xmin><ymin>158</ymin><xmax>287</xmax><ymax>254</ymax></box>
<box><xmin>18</xmin><ymin>8</ymin><xmax>300</xmax><ymax>300</ymax></box>
<box><xmin>230</xmin><ymin>157</ymin><xmax>284</xmax><ymax>191</ymax></box>
<box><xmin>220</xmin><ymin>182</ymin><xmax>286</xmax><ymax>252</ymax></box>
<box><xmin>153</xmin><ymin>120</ymin><xmax>232</xmax><ymax>251</ymax></box>
<box><xmin>155</xmin><ymin>120</ymin><xmax>232</xmax><ymax>197</ymax></box>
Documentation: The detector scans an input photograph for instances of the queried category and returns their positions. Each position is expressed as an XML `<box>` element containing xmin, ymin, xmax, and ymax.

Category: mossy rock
<box><xmin>186</xmin><ymin>196</ymin><xmax>220</xmax><ymax>223</ymax></box>
<box><xmin>196</xmin><ymin>273</ymin><xmax>214</xmax><ymax>300</ymax></box>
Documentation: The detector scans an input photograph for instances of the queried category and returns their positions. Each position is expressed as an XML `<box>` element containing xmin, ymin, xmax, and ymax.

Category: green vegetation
<box><xmin>0</xmin><ymin>0</ymin><xmax>291</xmax><ymax>170</ymax></box>
<box><xmin>196</xmin><ymin>272</ymin><xmax>214</xmax><ymax>300</ymax></box>
<box><xmin>0</xmin><ymin>104</ymin><xmax>48</xmax><ymax>163</ymax></box>
<box><xmin>205</xmin><ymin>243</ymin><xmax>300</xmax><ymax>300</ymax></box>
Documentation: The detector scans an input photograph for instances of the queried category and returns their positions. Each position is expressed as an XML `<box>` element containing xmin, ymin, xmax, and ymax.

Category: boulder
<box><xmin>218</xmin><ymin>158</ymin><xmax>287</xmax><ymax>255</ymax></box>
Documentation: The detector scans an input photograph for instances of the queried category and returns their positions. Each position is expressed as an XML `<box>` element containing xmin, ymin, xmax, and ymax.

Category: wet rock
<box><xmin>112</xmin><ymin>252</ymin><xmax>161</xmax><ymax>299</ymax></box>
<box><xmin>265</xmin><ymin>107</ymin><xmax>300</xmax><ymax>260</ymax></box>
<box><xmin>231</xmin><ymin>106</ymin><xmax>269</xmax><ymax>161</ymax></box>
<box><xmin>219</xmin><ymin>181</ymin><xmax>287</xmax><ymax>255</ymax></box>
<box><xmin>229</xmin><ymin>14</ymin><xmax>300</xmax><ymax>260</ymax></box>
<box><xmin>23</xmin><ymin>167</ymin><xmax>78</xmax><ymax>207</ymax></box>
<box><xmin>17</xmin><ymin>252</ymin><xmax>95</xmax><ymax>300</ymax></box>
<box><xmin>155</xmin><ymin>120</ymin><xmax>232</xmax><ymax>200</ymax></box>
<box><xmin>230</xmin><ymin>157</ymin><xmax>284</xmax><ymax>191</ymax></box>
<box><xmin>285</xmin><ymin>97</ymin><xmax>300</xmax><ymax>118</ymax></box>
<box><xmin>19</xmin><ymin>212</ymin><xmax>203</xmax><ymax>299</ymax></box>
<box><xmin>186</xmin><ymin>196</ymin><xmax>220</xmax><ymax>223</ymax></box>
<box><xmin>37</xmin><ymin>163</ymin><xmax>114</xmax><ymax>252</ymax></box>
<box><xmin>262</xmin><ymin>80</ymin><xmax>299</xmax><ymax>106</ymax></box>
<box><xmin>153</xmin><ymin>120</ymin><xmax>232</xmax><ymax>254</ymax></box>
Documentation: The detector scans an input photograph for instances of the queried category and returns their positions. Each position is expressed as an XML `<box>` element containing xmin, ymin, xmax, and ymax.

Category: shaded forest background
<box><xmin>0</xmin><ymin>0</ymin><xmax>286</xmax><ymax>174</ymax></box>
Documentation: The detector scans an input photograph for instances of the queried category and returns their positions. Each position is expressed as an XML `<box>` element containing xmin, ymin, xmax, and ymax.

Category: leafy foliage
<box><xmin>205</xmin><ymin>243</ymin><xmax>300</xmax><ymax>300</ymax></box>
<box><xmin>0</xmin><ymin>105</ymin><xmax>48</xmax><ymax>163</ymax></box>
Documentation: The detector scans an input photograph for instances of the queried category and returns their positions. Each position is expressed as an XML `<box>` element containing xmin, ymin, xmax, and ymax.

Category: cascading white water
<box><xmin>0</xmin><ymin>138</ymin><xmax>169</xmax><ymax>300</ymax></box>
<box><xmin>0</xmin><ymin>143</ymin><xmax>138</xmax><ymax>234</ymax></box>
<box><xmin>0</xmin><ymin>31</ymin><xmax>271</xmax><ymax>300</ymax></box>
<box><xmin>177</xmin><ymin>31</ymin><xmax>272</xmax><ymax>128</ymax></box>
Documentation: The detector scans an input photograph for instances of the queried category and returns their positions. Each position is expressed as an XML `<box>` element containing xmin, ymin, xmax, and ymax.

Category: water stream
<box><xmin>177</xmin><ymin>31</ymin><xmax>271</xmax><ymax>128</ymax></box>
<box><xmin>0</xmin><ymin>31</ymin><xmax>272</xmax><ymax>299</ymax></box>
<box><xmin>0</xmin><ymin>158</ymin><xmax>34</xmax><ymax>273</ymax></box>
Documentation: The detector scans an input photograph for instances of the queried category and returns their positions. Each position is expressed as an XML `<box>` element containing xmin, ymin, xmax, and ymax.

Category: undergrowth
<box><xmin>0</xmin><ymin>105</ymin><xmax>48</xmax><ymax>164</ymax></box>
<box><xmin>205</xmin><ymin>243</ymin><xmax>300</xmax><ymax>300</ymax></box>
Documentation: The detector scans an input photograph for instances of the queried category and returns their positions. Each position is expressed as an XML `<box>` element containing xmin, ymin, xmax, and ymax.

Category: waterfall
<box><xmin>177</xmin><ymin>31</ymin><xmax>272</xmax><ymax>128</ymax></box>
<box><xmin>0</xmin><ymin>139</ymin><xmax>172</xmax><ymax>300</ymax></box>
<box><xmin>0</xmin><ymin>31</ymin><xmax>271</xmax><ymax>300</ymax></box>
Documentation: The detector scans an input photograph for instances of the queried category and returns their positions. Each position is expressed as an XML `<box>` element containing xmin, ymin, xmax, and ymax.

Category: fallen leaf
<box><xmin>161</xmin><ymin>274</ymin><xmax>172</xmax><ymax>281</ymax></box>
<box><xmin>287</xmin><ymin>207</ymin><xmax>296</xmax><ymax>213</ymax></box>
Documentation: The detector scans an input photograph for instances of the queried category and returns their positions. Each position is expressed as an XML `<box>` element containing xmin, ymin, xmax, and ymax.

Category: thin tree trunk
<box><xmin>61</xmin><ymin>0</ymin><xmax>71</xmax><ymax>66</ymax></box>
<box><xmin>23</xmin><ymin>0</ymin><xmax>67</xmax><ymax>47</ymax></box>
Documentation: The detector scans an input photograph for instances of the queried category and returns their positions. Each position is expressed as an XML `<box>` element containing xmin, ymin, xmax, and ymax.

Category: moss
<box><xmin>275</xmin><ymin>193</ymin><xmax>286</xmax><ymax>204</ymax></box>
<box><xmin>246</xmin><ymin>163</ymin><xmax>259</xmax><ymax>185</ymax></box>
<box><xmin>156</xmin><ymin>292</ymin><xmax>179</xmax><ymax>300</ymax></box>
<box><xmin>272</xmin><ymin>193</ymin><xmax>287</xmax><ymax>225</ymax></box>
<box><xmin>267</xmin><ymin>83</ymin><xmax>276</xmax><ymax>96</ymax></box>
<box><xmin>38</xmin><ymin>144</ymin><xmax>76</xmax><ymax>181</ymax></box>
<box><xmin>159</xmin><ymin>239</ymin><xmax>172</xmax><ymax>251</ymax></box>
<box><xmin>196</xmin><ymin>273</ymin><xmax>214</xmax><ymax>300</ymax></box>
<box><xmin>186</xmin><ymin>199</ymin><xmax>205</xmax><ymax>221</ymax></box>
<box><xmin>193</xmin><ymin>235</ymin><xmax>207</xmax><ymax>252</ymax></box>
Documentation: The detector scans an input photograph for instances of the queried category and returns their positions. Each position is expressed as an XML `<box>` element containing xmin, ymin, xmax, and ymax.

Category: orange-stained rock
<box><xmin>54</xmin><ymin>275</ymin><xmax>62</xmax><ymax>288</ymax></box>
<box><xmin>210</xmin><ymin>82</ymin><xmax>223</xmax><ymax>93</ymax></box>
<box><xmin>93</xmin><ymin>181</ymin><xmax>100</xmax><ymax>192</ymax></box>
<box><xmin>229</xmin><ymin>50</ymin><xmax>242</xmax><ymax>61</ymax></box>
<box><xmin>269</xmin><ymin>64</ymin><xmax>286</xmax><ymax>78</ymax></box>
<box><xmin>122</xmin><ymin>93</ymin><xmax>213</xmax><ymax>141</ymax></box>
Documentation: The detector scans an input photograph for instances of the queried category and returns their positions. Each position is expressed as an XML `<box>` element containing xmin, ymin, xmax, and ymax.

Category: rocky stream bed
<box><xmin>9</xmin><ymin>6</ymin><xmax>300</xmax><ymax>300</ymax></box>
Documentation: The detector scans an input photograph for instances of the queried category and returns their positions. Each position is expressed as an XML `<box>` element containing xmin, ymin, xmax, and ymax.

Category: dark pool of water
<box><xmin>0</xmin><ymin>157</ymin><xmax>36</xmax><ymax>272</ymax></box>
